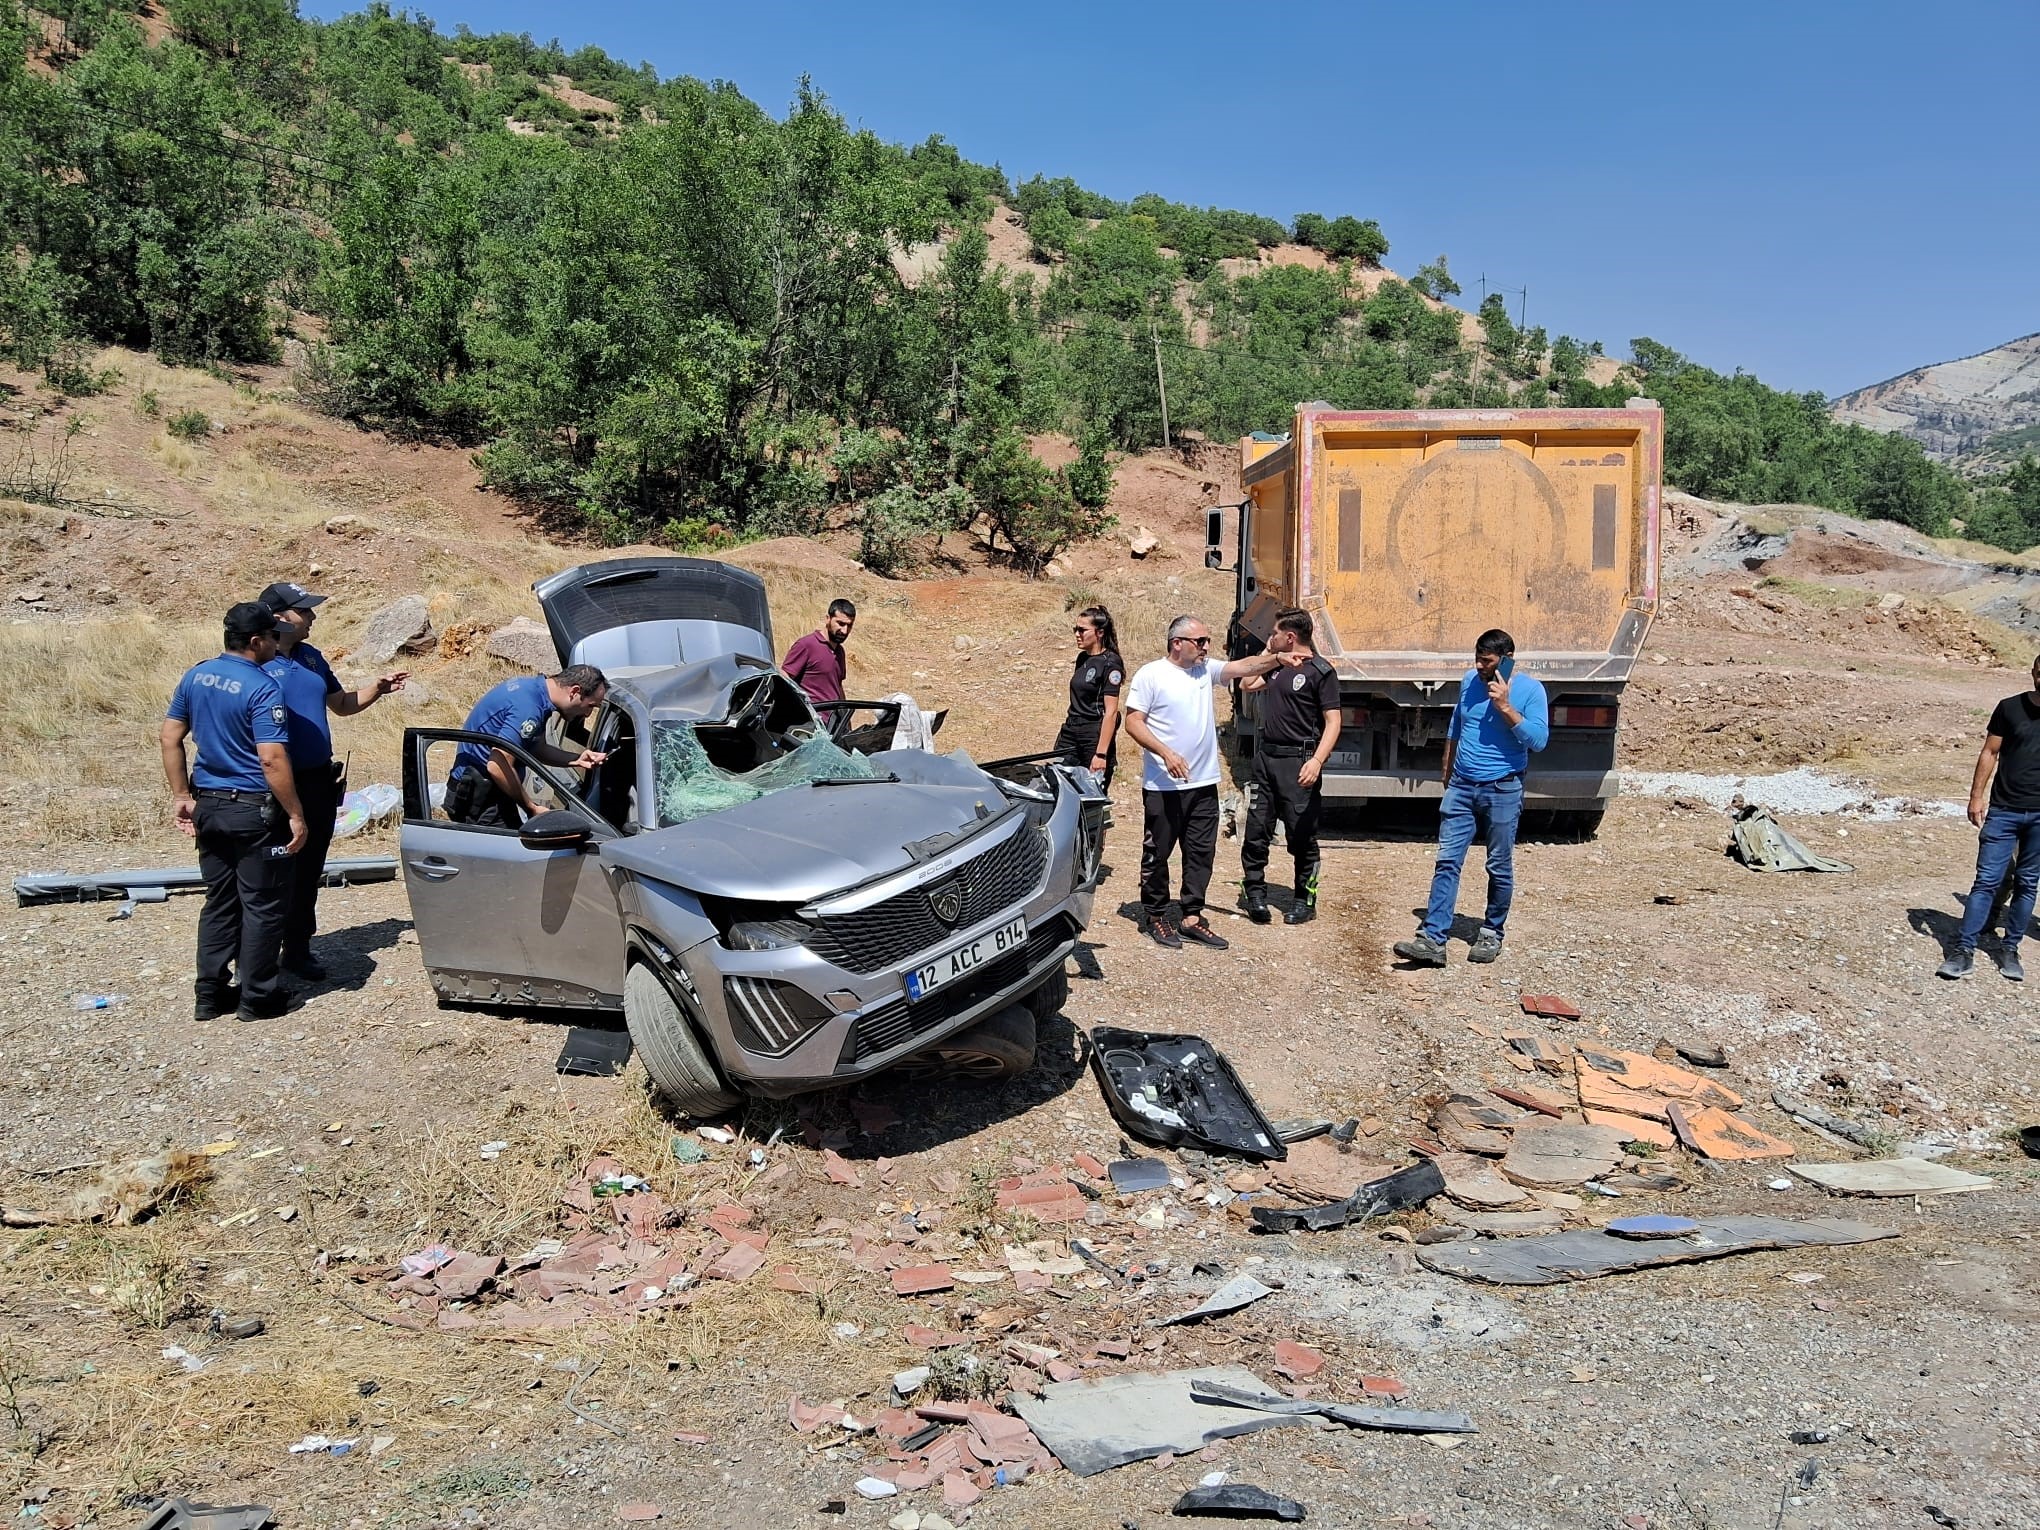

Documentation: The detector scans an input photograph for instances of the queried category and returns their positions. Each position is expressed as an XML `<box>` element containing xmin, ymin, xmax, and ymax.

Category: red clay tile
<box><xmin>769</xmin><ymin>1265</ymin><xmax>812</xmax><ymax>1294</ymax></box>
<box><xmin>821</xmin><ymin>1149</ymin><xmax>861</xmax><ymax>1186</ymax></box>
<box><xmin>703</xmin><ymin>1244</ymin><xmax>765</xmax><ymax>1282</ymax></box>
<box><xmin>891</xmin><ymin>1264</ymin><xmax>955</xmax><ymax>1296</ymax></box>
<box><xmin>943</xmin><ymin>1473</ymin><xmax>983</xmax><ymax>1509</ymax></box>
<box><xmin>1273</xmin><ymin>1341</ymin><xmax>1324</xmax><ymax>1380</ymax></box>
<box><xmin>1519</xmin><ymin>992</ymin><xmax>1582</xmax><ymax>1020</ymax></box>
<box><xmin>1093</xmin><ymin>1338</ymin><xmax>1132</xmax><ymax>1359</ymax></box>
<box><xmin>788</xmin><ymin>1395</ymin><xmax>841</xmax><ymax>1433</ymax></box>
<box><xmin>706</xmin><ymin>1203</ymin><xmax>753</xmax><ymax>1228</ymax></box>
<box><xmin>1361</xmin><ymin>1373</ymin><xmax>1410</xmax><ymax>1399</ymax></box>
<box><xmin>902</xmin><ymin>1323</ymin><xmax>971</xmax><ymax>1349</ymax></box>
<box><xmin>1045</xmin><ymin>1360</ymin><xmax>1080</xmax><ymax>1383</ymax></box>
<box><xmin>1073</xmin><ymin>1152</ymin><xmax>1107</xmax><ymax>1178</ymax></box>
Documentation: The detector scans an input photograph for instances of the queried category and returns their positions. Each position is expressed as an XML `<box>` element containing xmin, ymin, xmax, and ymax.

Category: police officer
<box><xmin>161</xmin><ymin>603</ymin><xmax>308</xmax><ymax>1021</ymax></box>
<box><xmin>258</xmin><ymin>581</ymin><xmax>408</xmax><ymax>980</ymax></box>
<box><xmin>446</xmin><ymin>664</ymin><xmax>610</xmax><ymax>826</ymax></box>
<box><xmin>1053</xmin><ymin>605</ymin><xmax>1124</xmax><ymax>786</ymax></box>
<box><xmin>1239</xmin><ymin>607</ymin><xmax>1341</xmax><ymax>925</ymax></box>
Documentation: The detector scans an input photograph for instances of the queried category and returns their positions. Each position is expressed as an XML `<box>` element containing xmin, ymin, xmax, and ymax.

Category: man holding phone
<box><xmin>1394</xmin><ymin>628</ymin><xmax>1548</xmax><ymax>966</ymax></box>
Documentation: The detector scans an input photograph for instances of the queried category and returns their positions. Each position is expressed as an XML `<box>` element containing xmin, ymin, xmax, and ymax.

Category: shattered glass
<box><xmin>651</xmin><ymin>722</ymin><xmax>877</xmax><ymax>826</ymax></box>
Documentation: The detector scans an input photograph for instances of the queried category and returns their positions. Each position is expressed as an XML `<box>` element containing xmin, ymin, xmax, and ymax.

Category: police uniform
<box><xmin>447</xmin><ymin>675</ymin><xmax>554</xmax><ymax>826</ymax></box>
<box><xmin>1241</xmin><ymin>654</ymin><xmax>1340</xmax><ymax>916</ymax></box>
<box><xmin>167</xmin><ymin>652</ymin><xmax>294</xmax><ymax>1017</ymax></box>
<box><xmin>264</xmin><ymin>640</ymin><xmax>345</xmax><ymax>968</ymax></box>
<box><xmin>1053</xmin><ymin>648</ymin><xmax>1124</xmax><ymax>786</ymax></box>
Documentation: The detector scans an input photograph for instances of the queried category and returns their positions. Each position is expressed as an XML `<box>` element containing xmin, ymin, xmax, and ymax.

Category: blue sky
<box><xmin>304</xmin><ymin>0</ymin><xmax>2034</xmax><ymax>397</ymax></box>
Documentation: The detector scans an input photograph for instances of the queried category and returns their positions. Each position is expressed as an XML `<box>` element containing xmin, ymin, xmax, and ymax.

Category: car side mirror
<box><xmin>519</xmin><ymin>809</ymin><xmax>593</xmax><ymax>852</ymax></box>
<box><xmin>1204</xmin><ymin>545</ymin><xmax>1223</xmax><ymax>570</ymax></box>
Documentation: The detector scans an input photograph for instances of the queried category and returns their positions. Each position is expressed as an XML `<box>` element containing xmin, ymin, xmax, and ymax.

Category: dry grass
<box><xmin>0</xmin><ymin>1068</ymin><xmax>889</xmax><ymax>1515</ymax></box>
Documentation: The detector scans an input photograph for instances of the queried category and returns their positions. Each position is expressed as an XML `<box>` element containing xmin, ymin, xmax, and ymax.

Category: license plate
<box><xmin>905</xmin><ymin>917</ymin><xmax>1028</xmax><ymax>1000</ymax></box>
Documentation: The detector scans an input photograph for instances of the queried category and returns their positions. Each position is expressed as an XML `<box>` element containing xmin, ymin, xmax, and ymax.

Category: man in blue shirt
<box><xmin>447</xmin><ymin>665</ymin><xmax>610</xmax><ymax>827</ymax></box>
<box><xmin>258</xmin><ymin>581</ymin><xmax>409</xmax><ymax>980</ymax></box>
<box><xmin>161</xmin><ymin>603</ymin><xmax>308</xmax><ymax>1021</ymax></box>
<box><xmin>1394</xmin><ymin>628</ymin><xmax>1549</xmax><ymax>967</ymax></box>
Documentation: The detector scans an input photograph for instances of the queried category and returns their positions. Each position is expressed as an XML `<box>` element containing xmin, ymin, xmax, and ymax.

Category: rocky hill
<box><xmin>1830</xmin><ymin>331</ymin><xmax>2040</xmax><ymax>471</ymax></box>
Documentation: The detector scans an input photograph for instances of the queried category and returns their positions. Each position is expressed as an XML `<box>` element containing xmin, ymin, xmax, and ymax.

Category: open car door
<box><xmin>812</xmin><ymin>700</ymin><xmax>949</xmax><ymax>754</ymax></box>
<box><xmin>399</xmin><ymin>728</ymin><xmax>628</xmax><ymax>1009</ymax></box>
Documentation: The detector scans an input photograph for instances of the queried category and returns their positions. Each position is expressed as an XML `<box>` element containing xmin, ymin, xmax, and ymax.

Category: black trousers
<box><xmin>1241</xmin><ymin>749</ymin><xmax>1323</xmax><ymax>898</ymax></box>
<box><xmin>282</xmin><ymin>761</ymin><xmax>343</xmax><ymax>963</ymax></box>
<box><xmin>1054</xmin><ymin>722</ymin><xmax>1116</xmax><ymax>787</ymax></box>
<box><xmin>1141</xmin><ymin>785</ymin><xmax>1219</xmax><ymax>923</ymax></box>
<box><xmin>193</xmin><ymin>792</ymin><xmax>292</xmax><ymax>1010</ymax></box>
<box><xmin>446</xmin><ymin>767</ymin><xmax>524</xmax><ymax>828</ymax></box>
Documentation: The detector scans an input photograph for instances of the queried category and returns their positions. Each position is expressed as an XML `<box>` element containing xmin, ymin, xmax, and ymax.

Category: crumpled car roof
<box><xmin>609</xmin><ymin>652</ymin><xmax>779</xmax><ymax>723</ymax></box>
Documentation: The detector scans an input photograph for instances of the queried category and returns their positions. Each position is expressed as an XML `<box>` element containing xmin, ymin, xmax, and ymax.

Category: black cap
<box><xmin>224</xmin><ymin>602</ymin><xmax>276</xmax><ymax>640</ymax></box>
<box><xmin>258</xmin><ymin>581</ymin><xmax>327</xmax><ymax>615</ymax></box>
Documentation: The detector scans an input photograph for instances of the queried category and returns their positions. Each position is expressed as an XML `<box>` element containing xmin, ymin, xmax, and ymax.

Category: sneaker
<box><xmin>1178</xmin><ymin>918</ymin><xmax>1231</xmax><ymax>951</ymax></box>
<box><xmin>1242</xmin><ymin>886</ymin><xmax>1271</xmax><ymax>925</ymax></box>
<box><xmin>1147</xmin><ymin>918</ymin><xmax>1183</xmax><ymax>950</ymax></box>
<box><xmin>1999</xmin><ymin>947</ymin><xmax>2025</xmax><ymax>983</ymax></box>
<box><xmin>1468</xmin><ymin>929</ymin><xmax>1503</xmax><ymax>964</ymax></box>
<box><xmin>1283</xmin><ymin>897</ymin><xmax>1317</xmax><ymax>926</ymax></box>
<box><xmin>1393</xmin><ymin>934</ymin><xmax>1447</xmax><ymax>967</ymax></box>
<box><xmin>1935</xmin><ymin>950</ymin><xmax>1974</xmax><ymax>980</ymax></box>
<box><xmin>283</xmin><ymin>953</ymin><xmax>328</xmax><ymax>981</ymax></box>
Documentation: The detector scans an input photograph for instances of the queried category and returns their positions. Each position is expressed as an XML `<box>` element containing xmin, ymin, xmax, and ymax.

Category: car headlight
<box><xmin>724</xmin><ymin>918</ymin><xmax>813</xmax><ymax>951</ymax></box>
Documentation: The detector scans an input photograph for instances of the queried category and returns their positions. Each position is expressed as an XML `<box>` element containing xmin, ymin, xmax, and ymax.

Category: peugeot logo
<box><xmin>929</xmin><ymin>881</ymin><xmax>963</xmax><ymax>927</ymax></box>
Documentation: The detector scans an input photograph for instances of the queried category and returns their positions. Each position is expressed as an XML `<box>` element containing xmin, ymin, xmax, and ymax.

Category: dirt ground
<box><xmin>2</xmin><ymin>356</ymin><xmax>2037</xmax><ymax>1530</ymax></box>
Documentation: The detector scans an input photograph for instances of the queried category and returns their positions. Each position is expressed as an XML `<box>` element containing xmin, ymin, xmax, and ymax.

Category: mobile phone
<box><xmin>1498</xmin><ymin>657</ymin><xmax>1516</xmax><ymax>682</ymax></box>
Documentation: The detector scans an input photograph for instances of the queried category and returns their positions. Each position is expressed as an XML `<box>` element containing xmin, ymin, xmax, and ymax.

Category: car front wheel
<box><xmin>896</xmin><ymin>1002</ymin><xmax>1037</xmax><ymax>1083</ymax></box>
<box><xmin>624</xmin><ymin>962</ymin><xmax>739</xmax><ymax>1116</ymax></box>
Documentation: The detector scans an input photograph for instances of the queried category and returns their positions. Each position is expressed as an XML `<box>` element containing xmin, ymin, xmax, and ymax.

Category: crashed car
<box><xmin>398</xmin><ymin>556</ymin><xmax>1107</xmax><ymax>1112</ymax></box>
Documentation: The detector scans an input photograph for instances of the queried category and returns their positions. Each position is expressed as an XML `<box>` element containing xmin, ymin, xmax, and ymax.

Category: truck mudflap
<box><xmin>1317</xmin><ymin>769</ymin><xmax>1618</xmax><ymax>808</ymax></box>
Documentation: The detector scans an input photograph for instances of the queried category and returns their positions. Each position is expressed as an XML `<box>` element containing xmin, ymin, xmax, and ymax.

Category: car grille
<box><xmin>806</xmin><ymin>826</ymin><xmax>1050</xmax><ymax>975</ymax></box>
<box><xmin>844</xmin><ymin>946</ymin><xmax>1034</xmax><ymax>1063</ymax></box>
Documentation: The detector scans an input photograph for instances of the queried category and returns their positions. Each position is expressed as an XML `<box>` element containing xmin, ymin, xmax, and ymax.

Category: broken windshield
<box><xmin>651</xmin><ymin>721</ymin><xmax>878</xmax><ymax>826</ymax></box>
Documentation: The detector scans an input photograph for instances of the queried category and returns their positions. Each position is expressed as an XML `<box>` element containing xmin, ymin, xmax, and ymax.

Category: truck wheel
<box><xmin>1024</xmin><ymin>966</ymin><xmax>1070</xmax><ymax>1023</ymax></box>
<box><xmin>897</xmin><ymin>1003</ymin><xmax>1036</xmax><ymax>1083</ymax></box>
<box><xmin>624</xmin><ymin>962</ymin><xmax>739</xmax><ymax>1117</ymax></box>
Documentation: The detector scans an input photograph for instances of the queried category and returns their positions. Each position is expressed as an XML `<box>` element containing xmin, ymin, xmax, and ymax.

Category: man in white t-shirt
<box><xmin>1121</xmin><ymin>614</ymin><xmax>1300</xmax><ymax>949</ymax></box>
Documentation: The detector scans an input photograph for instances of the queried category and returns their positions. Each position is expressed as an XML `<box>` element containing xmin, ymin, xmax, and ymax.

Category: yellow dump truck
<box><xmin>1207</xmin><ymin>402</ymin><xmax>1664</xmax><ymax>832</ymax></box>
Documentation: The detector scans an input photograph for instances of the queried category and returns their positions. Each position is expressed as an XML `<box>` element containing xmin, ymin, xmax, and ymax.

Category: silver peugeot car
<box><xmin>398</xmin><ymin>557</ymin><xmax>1107</xmax><ymax>1112</ymax></box>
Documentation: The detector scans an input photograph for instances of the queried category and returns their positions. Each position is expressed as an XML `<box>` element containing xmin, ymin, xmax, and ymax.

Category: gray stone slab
<box><xmin>1012</xmin><ymin>1366</ymin><xmax>1320</xmax><ymax>1476</ymax></box>
<box><xmin>1414</xmin><ymin>1215</ymin><xmax>1897</xmax><ymax>1286</ymax></box>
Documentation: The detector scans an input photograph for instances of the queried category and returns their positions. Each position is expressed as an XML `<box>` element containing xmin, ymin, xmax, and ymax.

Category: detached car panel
<box><xmin>398</xmin><ymin>558</ymin><xmax>1107</xmax><ymax>1102</ymax></box>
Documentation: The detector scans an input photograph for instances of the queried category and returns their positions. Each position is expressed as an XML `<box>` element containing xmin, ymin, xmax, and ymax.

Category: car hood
<box><xmin>601</xmin><ymin>767</ymin><xmax>1017</xmax><ymax>903</ymax></box>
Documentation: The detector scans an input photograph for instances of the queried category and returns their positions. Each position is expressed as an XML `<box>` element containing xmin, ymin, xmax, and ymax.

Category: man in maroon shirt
<box><xmin>783</xmin><ymin>598</ymin><xmax>855</xmax><ymax>706</ymax></box>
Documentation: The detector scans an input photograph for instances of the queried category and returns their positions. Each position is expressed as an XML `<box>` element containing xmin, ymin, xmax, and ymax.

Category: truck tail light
<box><xmin>1553</xmin><ymin>704</ymin><xmax>1617</xmax><ymax>728</ymax></box>
<box><xmin>1339</xmin><ymin>706</ymin><xmax>1371</xmax><ymax>729</ymax></box>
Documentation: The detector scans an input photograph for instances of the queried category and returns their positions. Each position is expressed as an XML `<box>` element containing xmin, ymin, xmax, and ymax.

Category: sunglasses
<box><xmin>1174</xmin><ymin>635</ymin><xmax>1211</xmax><ymax>648</ymax></box>
<box><xmin>1071</xmin><ymin>625</ymin><xmax>1093</xmax><ymax>635</ymax></box>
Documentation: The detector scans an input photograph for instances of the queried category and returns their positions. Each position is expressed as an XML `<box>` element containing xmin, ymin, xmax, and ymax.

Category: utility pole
<box><xmin>1150</xmin><ymin>319</ymin><xmax>1171</xmax><ymax>450</ymax></box>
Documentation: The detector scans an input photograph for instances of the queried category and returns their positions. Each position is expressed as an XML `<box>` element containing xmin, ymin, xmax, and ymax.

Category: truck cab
<box><xmin>1208</xmin><ymin>404</ymin><xmax>1663</xmax><ymax>833</ymax></box>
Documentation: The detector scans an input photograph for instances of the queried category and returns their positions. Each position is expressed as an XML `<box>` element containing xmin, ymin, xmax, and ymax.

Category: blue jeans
<box><xmin>1956</xmin><ymin>806</ymin><xmax>2040</xmax><ymax>953</ymax></box>
<box><xmin>1422</xmin><ymin>775</ymin><xmax>1524</xmax><ymax>944</ymax></box>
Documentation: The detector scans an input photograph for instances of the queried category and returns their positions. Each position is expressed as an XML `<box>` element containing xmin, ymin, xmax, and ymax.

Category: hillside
<box><xmin>1830</xmin><ymin>331</ymin><xmax>2040</xmax><ymax>470</ymax></box>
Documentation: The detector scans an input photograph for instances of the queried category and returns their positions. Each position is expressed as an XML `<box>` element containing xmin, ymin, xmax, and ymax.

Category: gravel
<box><xmin>1620</xmin><ymin>766</ymin><xmax>1963</xmax><ymax>821</ymax></box>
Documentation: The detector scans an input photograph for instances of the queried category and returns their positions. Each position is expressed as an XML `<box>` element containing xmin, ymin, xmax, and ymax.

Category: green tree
<box><xmin>1410</xmin><ymin>254</ymin><xmax>1460</xmax><ymax>299</ymax></box>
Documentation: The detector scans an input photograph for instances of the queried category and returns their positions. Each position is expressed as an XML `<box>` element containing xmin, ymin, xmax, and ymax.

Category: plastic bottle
<box><xmin>72</xmin><ymin>994</ymin><xmax>126</xmax><ymax>1010</ymax></box>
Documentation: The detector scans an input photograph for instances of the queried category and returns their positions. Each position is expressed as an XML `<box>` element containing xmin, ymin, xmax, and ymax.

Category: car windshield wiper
<box><xmin>811</xmin><ymin>773</ymin><xmax>900</xmax><ymax>787</ymax></box>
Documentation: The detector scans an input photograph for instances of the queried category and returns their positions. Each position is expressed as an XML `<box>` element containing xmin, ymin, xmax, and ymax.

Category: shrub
<box><xmin>166</xmin><ymin>409</ymin><xmax>211</xmax><ymax>441</ymax></box>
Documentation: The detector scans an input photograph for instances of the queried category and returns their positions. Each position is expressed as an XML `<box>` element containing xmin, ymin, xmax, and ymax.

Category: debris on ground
<box><xmin>1171</xmin><ymin>1482</ymin><xmax>1307</xmax><ymax>1520</ymax></box>
<box><xmin>1189</xmin><ymin>1376</ymin><xmax>1476</xmax><ymax>1434</ymax></box>
<box><xmin>1769</xmin><ymin>1089</ymin><xmax>1951</xmax><ymax>1158</ymax></box>
<box><xmin>1089</xmin><ymin>1027</ymin><xmax>1287</xmax><ymax>1160</ymax></box>
<box><xmin>1013</xmin><ymin>1367</ymin><xmax>1322</xmax><ymax>1476</ymax></box>
<box><xmin>1250</xmin><ymin>1158</ymin><xmax>1444</xmax><ymax>1233</ymax></box>
<box><xmin>1728</xmin><ymin>803</ymin><xmax>1853</xmax><ymax>873</ymax></box>
<box><xmin>1656</xmin><ymin>1038</ymin><xmax>1728</xmax><ymax>1069</ymax></box>
<box><xmin>1157</xmin><ymin>1275</ymin><xmax>1274</xmax><ymax>1326</ymax></box>
<box><xmin>134</xmin><ymin>1501</ymin><xmax>275</xmax><ymax>1530</ymax></box>
<box><xmin>1666</xmin><ymin>1102</ymin><xmax>1797</xmax><ymax>1161</ymax></box>
<box><xmin>1416</xmin><ymin>1215</ymin><xmax>1897</xmax><ymax>1285</ymax></box>
<box><xmin>1</xmin><ymin>1148</ymin><xmax>213</xmax><ymax>1227</ymax></box>
<box><xmin>556</xmin><ymin>1026</ymin><xmax>633</xmax><ymax>1077</ymax></box>
<box><xmin>1518</xmin><ymin>993</ymin><xmax>1581</xmax><ymax>1020</ymax></box>
<box><xmin>1786</xmin><ymin>1160</ymin><xmax>1993</xmax><ymax>1197</ymax></box>
<box><xmin>1498</xmin><ymin>1123</ymin><xmax>1628</xmax><ymax>1188</ymax></box>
